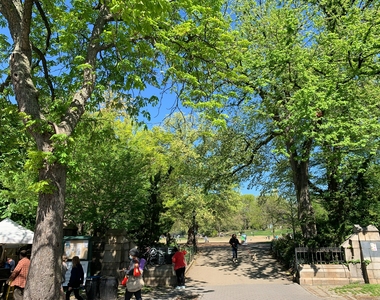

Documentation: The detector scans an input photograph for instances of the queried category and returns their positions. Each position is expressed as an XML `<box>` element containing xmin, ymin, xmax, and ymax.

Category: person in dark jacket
<box><xmin>229</xmin><ymin>234</ymin><xmax>241</xmax><ymax>263</ymax></box>
<box><xmin>66</xmin><ymin>256</ymin><xmax>84</xmax><ymax>300</ymax></box>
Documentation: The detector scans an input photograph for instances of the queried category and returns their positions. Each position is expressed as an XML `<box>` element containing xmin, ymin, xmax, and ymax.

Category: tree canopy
<box><xmin>1</xmin><ymin>0</ymin><xmax>380</xmax><ymax>298</ymax></box>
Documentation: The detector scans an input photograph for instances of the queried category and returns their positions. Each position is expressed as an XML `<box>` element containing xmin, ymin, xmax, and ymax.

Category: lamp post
<box><xmin>192</xmin><ymin>209</ymin><xmax>197</xmax><ymax>253</ymax></box>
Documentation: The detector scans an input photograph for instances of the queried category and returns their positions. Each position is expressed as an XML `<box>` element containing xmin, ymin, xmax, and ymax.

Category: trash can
<box><xmin>85</xmin><ymin>276</ymin><xmax>100</xmax><ymax>300</ymax></box>
<box><xmin>165</xmin><ymin>247</ymin><xmax>174</xmax><ymax>264</ymax></box>
<box><xmin>99</xmin><ymin>276</ymin><xmax>118</xmax><ymax>300</ymax></box>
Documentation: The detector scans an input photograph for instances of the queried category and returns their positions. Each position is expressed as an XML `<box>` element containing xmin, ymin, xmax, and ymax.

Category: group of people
<box><xmin>0</xmin><ymin>251</ymin><xmax>84</xmax><ymax>300</ymax></box>
<box><xmin>121</xmin><ymin>245</ymin><xmax>187</xmax><ymax>300</ymax></box>
<box><xmin>0</xmin><ymin>250</ymin><xmax>30</xmax><ymax>300</ymax></box>
<box><xmin>123</xmin><ymin>233</ymin><xmax>241</xmax><ymax>299</ymax></box>
<box><xmin>0</xmin><ymin>233</ymin><xmax>242</xmax><ymax>300</ymax></box>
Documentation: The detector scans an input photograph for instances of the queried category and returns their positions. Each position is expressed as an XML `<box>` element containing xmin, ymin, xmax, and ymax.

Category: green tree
<box><xmin>0</xmin><ymin>98</ymin><xmax>37</xmax><ymax>227</ymax></box>
<box><xmin>258</xmin><ymin>193</ymin><xmax>290</xmax><ymax>237</ymax></box>
<box><xmin>0</xmin><ymin>1</ymin><xmax>234</xmax><ymax>298</ymax></box>
<box><xmin>65</xmin><ymin>111</ymin><xmax>145</xmax><ymax>236</ymax></box>
<box><xmin>212</xmin><ymin>0</ymin><xmax>380</xmax><ymax>241</ymax></box>
<box><xmin>158</xmin><ymin>113</ymin><xmax>243</xmax><ymax>244</ymax></box>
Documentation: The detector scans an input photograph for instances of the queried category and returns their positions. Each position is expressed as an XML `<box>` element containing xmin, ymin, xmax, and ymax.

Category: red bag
<box><xmin>121</xmin><ymin>276</ymin><xmax>128</xmax><ymax>286</ymax></box>
<box><xmin>133</xmin><ymin>266</ymin><xmax>141</xmax><ymax>277</ymax></box>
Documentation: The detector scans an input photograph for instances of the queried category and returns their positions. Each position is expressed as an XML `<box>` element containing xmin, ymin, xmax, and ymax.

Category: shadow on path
<box><xmin>186</xmin><ymin>241</ymin><xmax>293</xmax><ymax>287</ymax></box>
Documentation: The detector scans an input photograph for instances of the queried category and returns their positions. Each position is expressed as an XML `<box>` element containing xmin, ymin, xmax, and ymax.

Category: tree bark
<box><xmin>0</xmin><ymin>1</ymin><xmax>107</xmax><ymax>298</ymax></box>
<box><xmin>24</xmin><ymin>162</ymin><xmax>66</xmax><ymax>299</ymax></box>
<box><xmin>288</xmin><ymin>140</ymin><xmax>317</xmax><ymax>239</ymax></box>
<box><xmin>8</xmin><ymin>49</ymin><xmax>66</xmax><ymax>299</ymax></box>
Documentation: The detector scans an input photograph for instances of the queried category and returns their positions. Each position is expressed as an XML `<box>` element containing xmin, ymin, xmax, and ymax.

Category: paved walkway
<box><xmin>138</xmin><ymin>240</ymin><xmax>343</xmax><ymax>300</ymax></box>
<box><xmin>184</xmin><ymin>241</ymin><xmax>324</xmax><ymax>300</ymax></box>
<box><xmin>117</xmin><ymin>238</ymin><xmax>371</xmax><ymax>299</ymax></box>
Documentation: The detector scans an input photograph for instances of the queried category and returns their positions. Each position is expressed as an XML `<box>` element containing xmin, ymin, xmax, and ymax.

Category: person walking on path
<box><xmin>229</xmin><ymin>234</ymin><xmax>241</xmax><ymax>262</ymax></box>
<box><xmin>124</xmin><ymin>248</ymin><xmax>144</xmax><ymax>300</ymax></box>
<box><xmin>65</xmin><ymin>256</ymin><xmax>84</xmax><ymax>300</ymax></box>
<box><xmin>172</xmin><ymin>246</ymin><xmax>187</xmax><ymax>290</ymax></box>
<box><xmin>6</xmin><ymin>250</ymin><xmax>30</xmax><ymax>300</ymax></box>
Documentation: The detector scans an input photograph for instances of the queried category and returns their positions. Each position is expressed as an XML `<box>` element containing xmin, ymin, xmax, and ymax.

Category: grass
<box><xmin>333</xmin><ymin>283</ymin><xmax>380</xmax><ymax>296</ymax></box>
<box><xmin>252</xmin><ymin>229</ymin><xmax>291</xmax><ymax>236</ymax></box>
<box><xmin>172</xmin><ymin>229</ymin><xmax>291</xmax><ymax>245</ymax></box>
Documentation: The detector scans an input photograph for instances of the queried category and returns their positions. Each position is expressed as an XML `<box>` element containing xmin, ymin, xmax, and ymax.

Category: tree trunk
<box><xmin>288</xmin><ymin>142</ymin><xmax>317</xmax><ymax>239</ymax></box>
<box><xmin>296</xmin><ymin>163</ymin><xmax>317</xmax><ymax>239</ymax></box>
<box><xmin>187</xmin><ymin>224</ymin><xmax>198</xmax><ymax>247</ymax></box>
<box><xmin>6</xmin><ymin>33</ymin><xmax>69</xmax><ymax>299</ymax></box>
<box><xmin>24</xmin><ymin>162</ymin><xmax>66</xmax><ymax>300</ymax></box>
<box><xmin>1</xmin><ymin>1</ymin><xmax>104</xmax><ymax>298</ymax></box>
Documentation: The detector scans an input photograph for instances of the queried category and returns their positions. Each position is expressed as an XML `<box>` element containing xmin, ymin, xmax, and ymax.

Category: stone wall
<box><xmin>297</xmin><ymin>264</ymin><xmax>351</xmax><ymax>285</ymax></box>
<box><xmin>297</xmin><ymin>225</ymin><xmax>380</xmax><ymax>285</ymax></box>
<box><xmin>143</xmin><ymin>265</ymin><xmax>177</xmax><ymax>286</ymax></box>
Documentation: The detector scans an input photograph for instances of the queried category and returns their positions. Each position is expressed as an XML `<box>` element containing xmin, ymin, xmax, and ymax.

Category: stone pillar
<box><xmin>357</xmin><ymin>225</ymin><xmax>380</xmax><ymax>284</ymax></box>
<box><xmin>341</xmin><ymin>225</ymin><xmax>380</xmax><ymax>284</ymax></box>
<box><xmin>101</xmin><ymin>229</ymin><xmax>134</xmax><ymax>277</ymax></box>
<box><xmin>341</xmin><ymin>233</ymin><xmax>363</xmax><ymax>283</ymax></box>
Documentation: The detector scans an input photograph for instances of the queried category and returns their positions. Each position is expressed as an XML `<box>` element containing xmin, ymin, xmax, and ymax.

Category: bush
<box><xmin>271</xmin><ymin>235</ymin><xmax>297</xmax><ymax>270</ymax></box>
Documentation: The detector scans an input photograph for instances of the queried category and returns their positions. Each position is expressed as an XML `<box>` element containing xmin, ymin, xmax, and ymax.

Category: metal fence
<box><xmin>295</xmin><ymin>247</ymin><xmax>345</xmax><ymax>266</ymax></box>
<box><xmin>184</xmin><ymin>245</ymin><xmax>196</xmax><ymax>265</ymax></box>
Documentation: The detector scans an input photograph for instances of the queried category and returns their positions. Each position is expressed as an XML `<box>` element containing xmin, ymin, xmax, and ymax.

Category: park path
<box><xmin>183</xmin><ymin>240</ymin><xmax>346</xmax><ymax>300</ymax></box>
<box><xmin>115</xmin><ymin>237</ymin><xmax>366</xmax><ymax>299</ymax></box>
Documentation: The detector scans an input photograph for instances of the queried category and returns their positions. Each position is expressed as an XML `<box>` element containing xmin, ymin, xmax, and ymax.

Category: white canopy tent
<box><xmin>0</xmin><ymin>218</ymin><xmax>34</xmax><ymax>247</ymax></box>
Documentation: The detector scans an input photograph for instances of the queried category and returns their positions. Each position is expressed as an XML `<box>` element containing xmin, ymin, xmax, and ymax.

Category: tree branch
<box><xmin>20</xmin><ymin>0</ymin><xmax>33</xmax><ymax>60</ymax></box>
<box><xmin>230</xmin><ymin>132</ymin><xmax>276</xmax><ymax>176</ymax></box>
<box><xmin>34</xmin><ymin>0</ymin><xmax>52</xmax><ymax>52</ymax></box>
<box><xmin>58</xmin><ymin>4</ymin><xmax>109</xmax><ymax>135</ymax></box>
<box><xmin>0</xmin><ymin>0</ymin><xmax>22</xmax><ymax>41</ymax></box>
<box><xmin>308</xmin><ymin>180</ymin><xmax>324</xmax><ymax>196</ymax></box>
<box><xmin>32</xmin><ymin>43</ymin><xmax>55</xmax><ymax>101</ymax></box>
<box><xmin>0</xmin><ymin>75</ymin><xmax>11</xmax><ymax>93</ymax></box>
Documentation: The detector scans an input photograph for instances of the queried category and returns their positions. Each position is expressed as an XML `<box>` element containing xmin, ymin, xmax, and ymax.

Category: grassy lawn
<box><xmin>251</xmin><ymin>229</ymin><xmax>291</xmax><ymax>236</ymax></box>
<box><xmin>333</xmin><ymin>283</ymin><xmax>380</xmax><ymax>297</ymax></box>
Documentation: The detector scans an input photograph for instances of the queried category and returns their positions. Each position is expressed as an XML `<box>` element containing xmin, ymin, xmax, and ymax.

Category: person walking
<box><xmin>6</xmin><ymin>250</ymin><xmax>30</xmax><ymax>300</ymax></box>
<box><xmin>65</xmin><ymin>256</ymin><xmax>84</xmax><ymax>300</ymax></box>
<box><xmin>124</xmin><ymin>248</ymin><xmax>144</xmax><ymax>300</ymax></box>
<box><xmin>229</xmin><ymin>234</ymin><xmax>241</xmax><ymax>263</ymax></box>
<box><xmin>61</xmin><ymin>255</ymin><xmax>68</xmax><ymax>296</ymax></box>
<box><xmin>171</xmin><ymin>246</ymin><xmax>187</xmax><ymax>290</ymax></box>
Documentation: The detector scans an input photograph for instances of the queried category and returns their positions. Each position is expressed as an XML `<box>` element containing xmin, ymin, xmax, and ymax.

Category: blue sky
<box><xmin>0</xmin><ymin>19</ymin><xmax>258</xmax><ymax>197</ymax></box>
<box><xmin>138</xmin><ymin>88</ymin><xmax>259</xmax><ymax>196</ymax></box>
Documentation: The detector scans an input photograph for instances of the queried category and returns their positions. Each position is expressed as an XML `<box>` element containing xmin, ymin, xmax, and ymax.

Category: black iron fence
<box><xmin>184</xmin><ymin>245</ymin><xmax>196</xmax><ymax>265</ymax></box>
<box><xmin>295</xmin><ymin>247</ymin><xmax>345</xmax><ymax>266</ymax></box>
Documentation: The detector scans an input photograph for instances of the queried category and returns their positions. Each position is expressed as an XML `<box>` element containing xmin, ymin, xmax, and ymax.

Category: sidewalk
<box><xmin>137</xmin><ymin>240</ymin><xmax>355</xmax><ymax>300</ymax></box>
<box><xmin>84</xmin><ymin>237</ymin><xmax>378</xmax><ymax>299</ymax></box>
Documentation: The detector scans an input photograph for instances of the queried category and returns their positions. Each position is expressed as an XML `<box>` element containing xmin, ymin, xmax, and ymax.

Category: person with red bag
<box><xmin>171</xmin><ymin>247</ymin><xmax>187</xmax><ymax>290</ymax></box>
<box><xmin>123</xmin><ymin>248</ymin><xmax>144</xmax><ymax>300</ymax></box>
